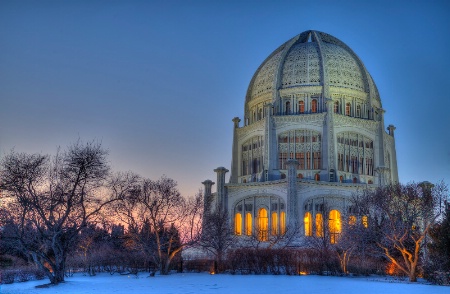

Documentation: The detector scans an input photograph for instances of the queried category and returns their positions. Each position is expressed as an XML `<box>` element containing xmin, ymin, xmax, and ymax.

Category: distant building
<box><xmin>203</xmin><ymin>30</ymin><xmax>398</xmax><ymax>243</ymax></box>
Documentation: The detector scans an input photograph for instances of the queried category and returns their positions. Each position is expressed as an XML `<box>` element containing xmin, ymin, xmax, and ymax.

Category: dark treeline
<box><xmin>0</xmin><ymin>142</ymin><xmax>449</xmax><ymax>286</ymax></box>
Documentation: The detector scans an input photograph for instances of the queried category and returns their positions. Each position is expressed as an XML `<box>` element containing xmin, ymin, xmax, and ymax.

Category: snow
<box><xmin>1</xmin><ymin>273</ymin><xmax>447</xmax><ymax>294</ymax></box>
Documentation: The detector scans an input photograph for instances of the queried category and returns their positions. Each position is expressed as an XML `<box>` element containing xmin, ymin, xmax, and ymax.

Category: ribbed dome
<box><xmin>245</xmin><ymin>30</ymin><xmax>380</xmax><ymax>106</ymax></box>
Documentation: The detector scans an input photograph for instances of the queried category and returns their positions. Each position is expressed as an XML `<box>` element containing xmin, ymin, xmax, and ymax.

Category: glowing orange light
<box><xmin>299</xmin><ymin>271</ymin><xmax>308</xmax><ymax>275</ymax></box>
<box><xmin>386</xmin><ymin>262</ymin><xmax>395</xmax><ymax>275</ymax></box>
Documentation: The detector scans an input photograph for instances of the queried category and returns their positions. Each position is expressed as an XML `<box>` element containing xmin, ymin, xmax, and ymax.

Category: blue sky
<box><xmin>1</xmin><ymin>1</ymin><xmax>449</xmax><ymax>196</ymax></box>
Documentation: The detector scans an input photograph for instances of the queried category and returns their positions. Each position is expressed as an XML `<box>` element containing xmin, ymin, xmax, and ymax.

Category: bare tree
<box><xmin>353</xmin><ymin>182</ymin><xmax>448</xmax><ymax>282</ymax></box>
<box><xmin>115</xmin><ymin>176</ymin><xmax>203</xmax><ymax>275</ymax></box>
<box><xmin>200</xmin><ymin>207</ymin><xmax>236</xmax><ymax>273</ymax></box>
<box><xmin>0</xmin><ymin>142</ymin><xmax>136</xmax><ymax>284</ymax></box>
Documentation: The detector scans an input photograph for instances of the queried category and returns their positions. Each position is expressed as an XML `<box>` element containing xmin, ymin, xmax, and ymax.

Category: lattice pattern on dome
<box><xmin>322</xmin><ymin>43</ymin><xmax>365</xmax><ymax>91</ymax></box>
<box><xmin>281</xmin><ymin>43</ymin><xmax>321</xmax><ymax>87</ymax></box>
<box><xmin>250</xmin><ymin>50</ymin><xmax>283</xmax><ymax>99</ymax></box>
<box><xmin>367</xmin><ymin>73</ymin><xmax>380</xmax><ymax>100</ymax></box>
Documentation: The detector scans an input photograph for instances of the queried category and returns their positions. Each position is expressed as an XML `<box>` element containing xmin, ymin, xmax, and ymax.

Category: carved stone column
<box><xmin>286</xmin><ymin>159</ymin><xmax>299</xmax><ymax>226</ymax></box>
<box><xmin>202</xmin><ymin>180</ymin><xmax>215</xmax><ymax>215</ymax></box>
<box><xmin>387</xmin><ymin>124</ymin><xmax>399</xmax><ymax>183</ymax></box>
<box><xmin>230</xmin><ymin>117</ymin><xmax>241</xmax><ymax>183</ymax></box>
<box><xmin>214</xmin><ymin>167</ymin><xmax>229</xmax><ymax>212</ymax></box>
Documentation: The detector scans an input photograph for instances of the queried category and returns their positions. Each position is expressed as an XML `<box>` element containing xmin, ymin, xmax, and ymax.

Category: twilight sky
<box><xmin>1</xmin><ymin>1</ymin><xmax>449</xmax><ymax>196</ymax></box>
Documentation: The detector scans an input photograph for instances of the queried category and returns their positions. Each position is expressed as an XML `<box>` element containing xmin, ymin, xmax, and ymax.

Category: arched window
<box><xmin>362</xmin><ymin>216</ymin><xmax>368</xmax><ymax>228</ymax></box>
<box><xmin>356</xmin><ymin>105</ymin><xmax>361</xmax><ymax>117</ymax></box>
<box><xmin>334</xmin><ymin>101</ymin><xmax>339</xmax><ymax>113</ymax></box>
<box><xmin>339</xmin><ymin>175</ymin><xmax>344</xmax><ymax>183</ymax></box>
<box><xmin>353</xmin><ymin>177</ymin><xmax>357</xmax><ymax>183</ymax></box>
<box><xmin>311</xmin><ymin>99</ymin><xmax>318</xmax><ymax>113</ymax></box>
<box><xmin>304</xmin><ymin>212</ymin><xmax>312</xmax><ymax>236</ymax></box>
<box><xmin>258</xmin><ymin>208</ymin><xmax>268</xmax><ymax>241</ymax></box>
<box><xmin>315</xmin><ymin>213</ymin><xmax>323</xmax><ymax>237</ymax></box>
<box><xmin>349</xmin><ymin>215</ymin><xmax>356</xmax><ymax>226</ymax></box>
<box><xmin>329</xmin><ymin>210</ymin><xmax>341</xmax><ymax>244</ymax></box>
<box><xmin>314</xmin><ymin>173</ymin><xmax>320</xmax><ymax>181</ymax></box>
<box><xmin>245</xmin><ymin>212</ymin><xmax>252</xmax><ymax>236</ymax></box>
<box><xmin>297</xmin><ymin>173</ymin><xmax>303</xmax><ymax>179</ymax></box>
<box><xmin>368</xmin><ymin>180</ymin><xmax>373</xmax><ymax>184</ymax></box>
<box><xmin>271</xmin><ymin>212</ymin><xmax>278</xmax><ymax>235</ymax></box>
<box><xmin>285</xmin><ymin>101</ymin><xmax>291</xmax><ymax>115</ymax></box>
<box><xmin>345</xmin><ymin>103</ymin><xmax>351</xmax><ymax>116</ymax></box>
<box><xmin>299</xmin><ymin>101</ymin><xmax>305</xmax><ymax>113</ymax></box>
<box><xmin>235</xmin><ymin>213</ymin><xmax>242</xmax><ymax>235</ymax></box>
<box><xmin>280</xmin><ymin>211</ymin><xmax>286</xmax><ymax>235</ymax></box>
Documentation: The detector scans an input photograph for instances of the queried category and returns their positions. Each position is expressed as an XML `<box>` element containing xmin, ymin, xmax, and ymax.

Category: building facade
<box><xmin>203</xmin><ymin>30</ymin><xmax>398</xmax><ymax>242</ymax></box>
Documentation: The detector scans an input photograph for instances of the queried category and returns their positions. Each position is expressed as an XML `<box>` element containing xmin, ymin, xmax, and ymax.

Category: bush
<box><xmin>424</xmin><ymin>271</ymin><xmax>450</xmax><ymax>286</ymax></box>
<box><xmin>0</xmin><ymin>268</ymin><xmax>48</xmax><ymax>284</ymax></box>
<box><xmin>227</xmin><ymin>248</ymin><xmax>302</xmax><ymax>275</ymax></box>
<box><xmin>1</xmin><ymin>270</ymin><xmax>16</xmax><ymax>284</ymax></box>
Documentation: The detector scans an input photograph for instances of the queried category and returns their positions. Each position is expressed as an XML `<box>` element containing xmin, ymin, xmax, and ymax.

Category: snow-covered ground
<box><xmin>1</xmin><ymin>272</ymin><xmax>447</xmax><ymax>294</ymax></box>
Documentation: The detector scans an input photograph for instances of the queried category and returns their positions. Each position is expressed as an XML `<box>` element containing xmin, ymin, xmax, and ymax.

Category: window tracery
<box><xmin>234</xmin><ymin>197</ymin><xmax>286</xmax><ymax>239</ymax></box>
<box><xmin>235</xmin><ymin>213</ymin><xmax>242</xmax><ymax>235</ymax></box>
<box><xmin>304</xmin><ymin>212</ymin><xmax>312</xmax><ymax>236</ymax></box>
<box><xmin>315</xmin><ymin>213</ymin><xmax>323</xmax><ymax>237</ymax></box>
<box><xmin>334</xmin><ymin>101</ymin><xmax>340</xmax><ymax>114</ymax></box>
<box><xmin>337</xmin><ymin>132</ymin><xmax>374</xmax><ymax>177</ymax></box>
<box><xmin>278</xmin><ymin>130</ymin><xmax>321</xmax><ymax>173</ymax></box>
<box><xmin>241</xmin><ymin>136</ymin><xmax>264</xmax><ymax>177</ymax></box>
<box><xmin>311</xmin><ymin>99</ymin><xmax>318</xmax><ymax>113</ymax></box>
<box><xmin>258</xmin><ymin>208</ymin><xmax>269</xmax><ymax>241</ymax></box>
<box><xmin>299</xmin><ymin>101</ymin><xmax>305</xmax><ymax>113</ymax></box>
<box><xmin>329</xmin><ymin>210</ymin><xmax>341</xmax><ymax>244</ymax></box>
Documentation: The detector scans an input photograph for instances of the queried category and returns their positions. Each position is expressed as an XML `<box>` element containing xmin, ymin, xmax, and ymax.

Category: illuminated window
<box><xmin>334</xmin><ymin>101</ymin><xmax>339</xmax><ymax>113</ymax></box>
<box><xmin>315</xmin><ymin>213</ymin><xmax>323</xmax><ymax>237</ymax></box>
<box><xmin>258</xmin><ymin>208</ymin><xmax>269</xmax><ymax>241</ymax></box>
<box><xmin>345</xmin><ymin>103</ymin><xmax>351</xmax><ymax>116</ymax></box>
<box><xmin>245</xmin><ymin>212</ymin><xmax>252</xmax><ymax>236</ymax></box>
<box><xmin>314</xmin><ymin>173</ymin><xmax>320</xmax><ymax>181</ymax></box>
<box><xmin>362</xmin><ymin>216</ymin><xmax>368</xmax><ymax>228</ymax></box>
<box><xmin>297</xmin><ymin>173</ymin><xmax>303</xmax><ymax>179</ymax></box>
<box><xmin>299</xmin><ymin>101</ymin><xmax>305</xmax><ymax>113</ymax></box>
<box><xmin>271</xmin><ymin>212</ymin><xmax>278</xmax><ymax>235</ymax></box>
<box><xmin>339</xmin><ymin>175</ymin><xmax>344</xmax><ymax>183</ymax></box>
<box><xmin>304</xmin><ymin>212</ymin><xmax>312</xmax><ymax>236</ymax></box>
<box><xmin>280</xmin><ymin>211</ymin><xmax>286</xmax><ymax>235</ymax></box>
<box><xmin>235</xmin><ymin>213</ymin><xmax>242</xmax><ymax>235</ymax></box>
<box><xmin>349</xmin><ymin>215</ymin><xmax>356</xmax><ymax>226</ymax></box>
<box><xmin>311</xmin><ymin>99</ymin><xmax>318</xmax><ymax>113</ymax></box>
<box><xmin>329</xmin><ymin>210</ymin><xmax>341</xmax><ymax>244</ymax></box>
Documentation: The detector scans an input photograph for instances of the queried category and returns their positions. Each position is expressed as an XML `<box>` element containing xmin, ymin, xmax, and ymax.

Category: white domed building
<box><xmin>202</xmin><ymin>30</ymin><xmax>398</xmax><ymax>242</ymax></box>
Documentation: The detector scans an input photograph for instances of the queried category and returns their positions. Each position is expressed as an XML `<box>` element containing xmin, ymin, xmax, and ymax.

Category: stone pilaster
<box><xmin>323</xmin><ymin>98</ymin><xmax>337</xmax><ymax>182</ymax></box>
<box><xmin>286</xmin><ymin>159</ymin><xmax>299</xmax><ymax>226</ymax></box>
<box><xmin>264</xmin><ymin>103</ymin><xmax>276</xmax><ymax>181</ymax></box>
<box><xmin>214</xmin><ymin>167</ymin><xmax>229</xmax><ymax>212</ymax></box>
